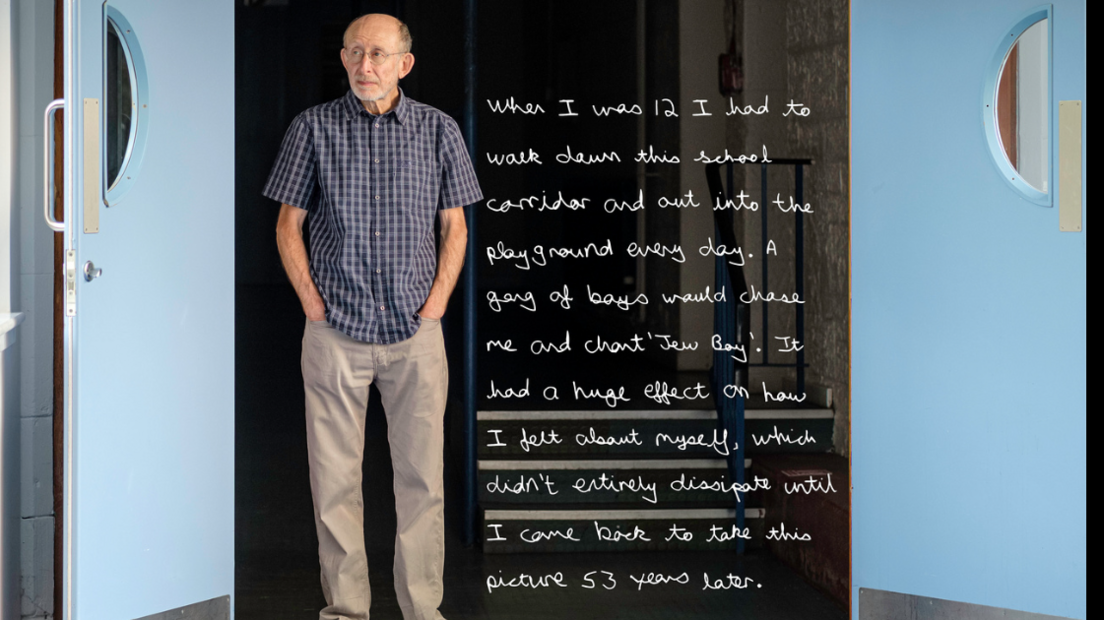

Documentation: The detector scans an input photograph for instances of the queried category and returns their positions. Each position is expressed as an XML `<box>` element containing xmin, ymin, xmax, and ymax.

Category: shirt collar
<box><xmin>342</xmin><ymin>88</ymin><xmax>410</xmax><ymax>125</ymax></box>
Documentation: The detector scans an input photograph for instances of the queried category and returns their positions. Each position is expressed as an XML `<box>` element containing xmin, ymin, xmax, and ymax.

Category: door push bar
<box><xmin>44</xmin><ymin>98</ymin><xmax>66</xmax><ymax>232</ymax></box>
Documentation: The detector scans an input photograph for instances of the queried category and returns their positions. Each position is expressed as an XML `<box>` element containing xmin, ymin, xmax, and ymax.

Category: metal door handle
<box><xmin>44</xmin><ymin>98</ymin><xmax>65</xmax><ymax>232</ymax></box>
<box><xmin>83</xmin><ymin>261</ymin><xmax>102</xmax><ymax>282</ymax></box>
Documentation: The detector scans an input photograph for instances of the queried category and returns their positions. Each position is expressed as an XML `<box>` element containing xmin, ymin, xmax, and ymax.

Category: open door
<box><xmin>52</xmin><ymin>0</ymin><xmax>234</xmax><ymax>617</ymax></box>
<box><xmin>852</xmin><ymin>1</ymin><xmax>1084</xmax><ymax>619</ymax></box>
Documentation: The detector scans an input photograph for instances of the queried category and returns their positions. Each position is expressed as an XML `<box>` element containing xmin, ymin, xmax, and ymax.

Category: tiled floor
<box><xmin>235</xmin><ymin>284</ymin><xmax>846</xmax><ymax>619</ymax></box>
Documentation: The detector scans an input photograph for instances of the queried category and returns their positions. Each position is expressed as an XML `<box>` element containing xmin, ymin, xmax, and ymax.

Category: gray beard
<box><xmin>357</xmin><ymin>90</ymin><xmax>386</xmax><ymax>103</ymax></box>
<box><xmin>354</xmin><ymin>82</ymin><xmax>391</xmax><ymax>103</ymax></box>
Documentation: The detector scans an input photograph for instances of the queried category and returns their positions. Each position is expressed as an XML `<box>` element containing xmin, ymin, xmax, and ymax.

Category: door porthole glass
<box><xmin>982</xmin><ymin>6</ymin><xmax>1052</xmax><ymax>207</ymax></box>
<box><xmin>103</xmin><ymin>7</ymin><xmax>148</xmax><ymax>205</ymax></box>
<box><xmin>106</xmin><ymin>19</ymin><xmax>133</xmax><ymax>189</ymax></box>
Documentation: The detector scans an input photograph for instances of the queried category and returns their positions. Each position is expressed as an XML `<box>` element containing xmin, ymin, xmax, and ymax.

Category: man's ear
<box><xmin>340</xmin><ymin>47</ymin><xmax>350</xmax><ymax>70</ymax></box>
<box><xmin>399</xmin><ymin>53</ymin><xmax>415</xmax><ymax>79</ymax></box>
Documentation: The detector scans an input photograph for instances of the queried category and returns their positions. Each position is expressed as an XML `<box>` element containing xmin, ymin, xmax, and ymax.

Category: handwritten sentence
<box><xmin>486</xmin><ymin>472</ymin><xmax>772</xmax><ymax>505</ymax></box>
<box><xmin>485</xmin><ymin>241</ymin><xmax>800</xmax><ymax>279</ymax></box>
<box><xmin>486</xmin><ymin>379</ymin><xmax>805</xmax><ymax>406</ymax></box>
<box><xmin>486</xmin><ymin>521</ymin><xmax>815</xmax><ymax>548</ymax></box>
<box><xmin>487</xmin><ymin>144</ymin><xmax>783</xmax><ymax>166</ymax></box>
<box><xmin>485</xmin><ymin>190</ymin><xmax>812</xmax><ymax>214</ymax></box>
<box><xmin>486</xmin><ymin>331</ymin><xmax>801</xmax><ymax>358</ymax></box>
<box><xmin>487</xmin><ymin>285</ymin><xmax>799</xmax><ymax>317</ymax></box>
<box><xmin>486</xmin><ymin>425</ymin><xmax>818</xmax><ymax>455</ymax></box>
<box><xmin>486</xmin><ymin>95</ymin><xmax>809</xmax><ymax>118</ymax></box>
<box><xmin>485</xmin><ymin>568</ymin><xmax>764</xmax><ymax>593</ymax></box>
<box><xmin>487</xmin><ymin>284</ymin><xmax>802</xmax><ymax>309</ymax></box>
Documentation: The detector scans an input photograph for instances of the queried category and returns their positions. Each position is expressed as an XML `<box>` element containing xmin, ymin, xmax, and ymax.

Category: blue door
<box><xmin>54</xmin><ymin>0</ymin><xmax>234</xmax><ymax>617</ymax></box>
<box><xmin>852</xmin><ymin>1</ymin><xmax>1084</xmax><ymax>619</ymax></box>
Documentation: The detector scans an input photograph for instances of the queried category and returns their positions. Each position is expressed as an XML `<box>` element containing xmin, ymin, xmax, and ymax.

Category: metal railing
<box><xmin>707</xmin><ymin>158</ymin><xmax>812</xmax><ymax>553</ymax></box>
<box><xmin>706</xmin><ymin>163</ymin><xmax>751</xmax><ymax>553</ymax></box>
<box><xmin>752</xmin><ymin>159</ymin><xmax>813</xmax><ymax>393</ymax></box>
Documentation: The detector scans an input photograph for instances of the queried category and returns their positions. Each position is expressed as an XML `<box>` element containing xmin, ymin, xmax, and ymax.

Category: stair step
<box><xmin>478</xmin><ymin>458</ymin><xmax>761</xmax><ymax>506</ymax></box>
<box><xmin>480</xmin><ymin>507</ymin><xmax>765</xmax><ymax>553</ymax></box>
<box><xmin>478</xmin><ymin>409</ymin><xmax>832</xmax><ymax>457</ymax></box>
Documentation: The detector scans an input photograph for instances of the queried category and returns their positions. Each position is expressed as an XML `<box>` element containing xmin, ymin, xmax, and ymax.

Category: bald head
<box><xmin>343</xmin><ymin>13</ymin><xmax>412</xmax><ymax>53</ymax></box>
<box><xmin>340</xmin><ymin>12</ymin><xmax>415</xmax><ymax>114</ymax></box>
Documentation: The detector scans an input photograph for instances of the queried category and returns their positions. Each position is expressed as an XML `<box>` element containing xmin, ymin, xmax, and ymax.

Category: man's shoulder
<box><xmin>402</xmin><ymin>97</ymin><xmax>460</xmax><ymax>130</ymax></box>
<box><xmin>293</xmin><ymin>94</ymin><xmax>354</xmax><ymax>126</ymax></box>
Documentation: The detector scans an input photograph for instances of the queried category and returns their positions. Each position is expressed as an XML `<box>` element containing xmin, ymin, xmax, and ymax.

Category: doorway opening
<box><xmin>233</xmin><ymin>1</ymin><xmax>851</xmax><ymax>617</ymax></box>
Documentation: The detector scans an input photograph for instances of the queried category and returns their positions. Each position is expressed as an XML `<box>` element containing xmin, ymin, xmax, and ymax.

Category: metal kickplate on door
<box><xmin>133</xmin><ymin>595</ymin><xmax>230</xmax><ymax>620</ymax></box>
<box><xmin>859</xmin><ymin>588</ymin><xmax>1076</xmax><ymax>620</ymax></box>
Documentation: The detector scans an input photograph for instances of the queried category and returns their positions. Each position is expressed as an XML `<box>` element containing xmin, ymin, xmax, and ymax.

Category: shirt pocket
<box><xmin>393</xmin><ymin>157</ymin><xmax>437</xmax><ymax>226</ymax></box>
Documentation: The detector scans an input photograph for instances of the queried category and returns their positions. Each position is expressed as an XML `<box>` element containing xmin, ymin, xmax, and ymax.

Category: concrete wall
<box><xmin>2</xmin><ymin>0</ymin><xmax>11</xmax><ymax>318</ymax></box>
<box><xmin>730</xmin><ymin>0</ymin><xmax>850</xmax><ymax>455</ymax></box>
<box><xmin>1</xmin><ymin>3</ymin><xmax>18</xmax><ymax>617</ymax></box>
<box><xmin>10</xmin><ymin>0</ymin><xmax>56</xmax><ymax>617</ymax></box>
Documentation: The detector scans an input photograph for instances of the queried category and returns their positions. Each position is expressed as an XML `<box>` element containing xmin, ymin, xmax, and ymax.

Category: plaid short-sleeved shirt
<box><xmin>263</xmin><ymin>90</ymin><xmax>483</xmax><ymax>344</ymax></box>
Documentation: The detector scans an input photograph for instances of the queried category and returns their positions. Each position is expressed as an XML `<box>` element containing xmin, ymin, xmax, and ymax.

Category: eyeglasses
<box><xmin>346</xmin><ymin>48</ymin><xmax>406</xmax><ymax>66</ymax></box>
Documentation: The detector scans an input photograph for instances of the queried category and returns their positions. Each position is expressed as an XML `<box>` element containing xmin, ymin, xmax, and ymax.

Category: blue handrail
<box><xmin>750</xmin><ymin>159</ymin><xmax>813</xmax><ymax>393</ymax></box>
<box><xmin>706</xmin><ymin>163</ymin><xmax>751</xmax><ymax>553</ymax></box>
<box><xmin>461</xmin><ymin>0</ymin><xmax>478</xmax><ymax>547</ymax></box>
<box><xmin>708</xmin><ymin>159</ymin><xmax>811</xmax><ymax>552</ymax></box>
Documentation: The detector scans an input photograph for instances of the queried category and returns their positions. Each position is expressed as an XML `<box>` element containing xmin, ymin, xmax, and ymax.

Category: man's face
<box><xmin>340</xmin><ymin>16</ymin><xmax>414</xmax><ymax>106</ymax></box>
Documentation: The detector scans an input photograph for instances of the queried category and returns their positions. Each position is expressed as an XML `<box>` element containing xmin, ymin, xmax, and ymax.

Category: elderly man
<box><xmin>263</xmin><ymin>13</ymin><xmax>481</xmax><ymax>620</ymax></box>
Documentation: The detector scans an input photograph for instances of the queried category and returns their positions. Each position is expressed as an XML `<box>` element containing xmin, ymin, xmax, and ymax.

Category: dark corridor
<box><xmin>235</xmin><ymin>1</ymin><xmax>847</xmax><ymax>618</ymax></box>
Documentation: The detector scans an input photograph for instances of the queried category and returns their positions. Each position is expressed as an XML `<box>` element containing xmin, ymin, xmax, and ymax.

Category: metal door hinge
<box><xmin>66</xmin><ymin>250</ymin><xmax>77</xmax><ymax>316</ymax></box>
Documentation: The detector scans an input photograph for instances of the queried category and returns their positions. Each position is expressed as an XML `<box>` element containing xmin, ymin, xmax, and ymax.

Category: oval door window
<box><xmin>104</xmin><ymin>7</ymin><xmax>148</xmax><ymax>204</ymax></box>
<box><xmin>983</xmin><ymin>7</ymin><xmax>1051</xmax><ymax>206</ymax></box>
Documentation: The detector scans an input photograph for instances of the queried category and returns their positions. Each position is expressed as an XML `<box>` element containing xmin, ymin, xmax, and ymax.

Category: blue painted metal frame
<box><xmin>462</xmin><ymin>0</ymin><xmax>478</xmax><ymax>547</ymax></box>
<box><xmin>751</xmin><ymin>159</ymin><xmax>812</xmax><ymax>392</ymax></box>
<box><xmin>981</xmin><ymin>5</ymin><xmax>1053</xmax><ymax>207</ymax></box>
<box><xmin>102</xmin><ymin>5</ymin><xmax>149</xmax><ymax>206</ymax></box>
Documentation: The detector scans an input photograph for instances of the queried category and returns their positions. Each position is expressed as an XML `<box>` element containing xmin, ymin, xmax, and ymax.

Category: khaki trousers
<box><xmin>301</xmin><ymin>317</ymin><xmax>448</xmax><ymax>620</ymax></box>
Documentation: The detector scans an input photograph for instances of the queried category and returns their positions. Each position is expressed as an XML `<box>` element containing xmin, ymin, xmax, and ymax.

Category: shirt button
<box><xmin>379</xmin><ymin>305</ymin><xmax>385</xmax><ymax>311</ymax></box>
<box><xmin>374</xmin><ymin>123</ymin><xmax>380</xmax><ymax>128</ymax></box>
<box><xmin>376</xmin><ymin>269</ymin><xmax>381</xmax><ymax>273</ymax></box>
<box><xmin>375</xmin><ymin>231</ymin><xmax>380</xmax><ymax>236</ymax></box>
<box><xmin>375</xmin><ymin>195</ymin><xmax>380</xmax><ymax>200</ymax></box>
<box><xmin>374</xmin><ymin>159</ymin><xmax>379</xmax><ymax>163</ymax></box>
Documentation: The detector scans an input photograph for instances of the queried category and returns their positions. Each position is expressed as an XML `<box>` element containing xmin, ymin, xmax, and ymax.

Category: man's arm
<box><xmin>418</xmin><ymin>206</ymin><xmax>468</xmax><ymax>320</ymax></box>
<box><xmin>276</xmin><ymin>203</ymin><xmax>326</xmax><ymax>322</ymax></box>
